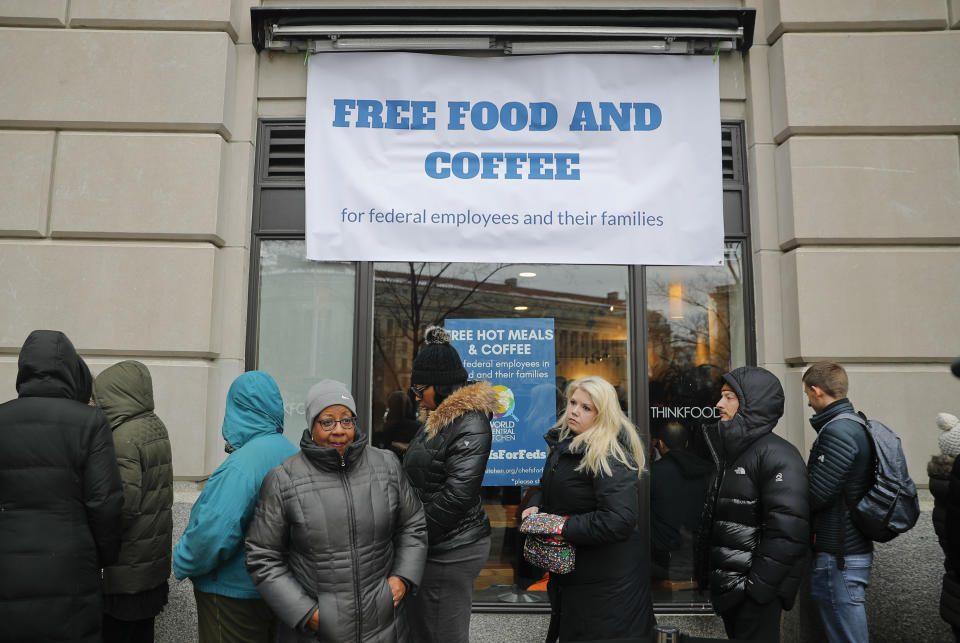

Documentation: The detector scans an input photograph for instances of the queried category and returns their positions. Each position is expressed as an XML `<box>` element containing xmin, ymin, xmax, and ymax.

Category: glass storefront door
<box><xmin>645</xmin><ymin>242</ymin><xmax>748</xmax><ymax>605</ymax></box>
<box><xmin>372</xmin><ymin>262</ymin><xmax>631</xmax><ymax>604</ymax></box>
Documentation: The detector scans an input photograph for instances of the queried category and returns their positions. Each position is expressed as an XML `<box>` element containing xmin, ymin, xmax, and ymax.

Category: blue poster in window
<box><xmin>446</xmin><ymin>318</ymin><xmax>556</xmax><ymax>486</ymax></box>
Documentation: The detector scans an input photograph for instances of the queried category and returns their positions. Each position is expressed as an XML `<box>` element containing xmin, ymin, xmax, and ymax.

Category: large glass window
<box><xmin>372</xmin><ymin>262</ymin><xmax>631</xmax><ymax>605</ymax></box>
<box><xmin>256</xmin><ymin>240</ymin><xmax>356</xmax><ymax>442</ymax></box>
<box><xmin>645</xmin><ymin>241</ymin><xmax>747</xmax><ymax>605</ymax></box>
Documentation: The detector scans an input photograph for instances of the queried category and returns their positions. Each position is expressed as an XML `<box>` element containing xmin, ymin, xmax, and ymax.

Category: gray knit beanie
<box><xmin>305</xmin><ymin>379</ymin><xmax>356</xmax><ymax>429</ymax></box>
<box><xmin>411</xmin><ymin>326</ymin><xmax>468</xmax><ymax>385</ymax></box>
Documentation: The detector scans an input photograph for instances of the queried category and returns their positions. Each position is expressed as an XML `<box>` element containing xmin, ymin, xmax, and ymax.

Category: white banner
<box><xmin>305</xmin><ymin>52</ymin><xmax>723</xmax><ymax>265</ymax></box>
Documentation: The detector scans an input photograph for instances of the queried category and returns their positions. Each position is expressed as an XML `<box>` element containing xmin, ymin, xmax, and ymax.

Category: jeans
<box><xmin>810</xmin><ymin>551</ymin><xmax>873</xmax><ymax>643</ymax></box>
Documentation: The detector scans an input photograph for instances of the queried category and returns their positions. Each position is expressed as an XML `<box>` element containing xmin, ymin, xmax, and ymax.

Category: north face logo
<box><xmin>734</xmin><ymin>467</ymin><xmax>746</xmax><ymax>475</ymax></box>
<box><xmin>775</xmin><ymin>473</ymin><xmax>784</xmax><ymax>482</ymax></box>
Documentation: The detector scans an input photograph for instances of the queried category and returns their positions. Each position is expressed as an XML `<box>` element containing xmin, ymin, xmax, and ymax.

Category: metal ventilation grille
<box><xmin>264</xmin><ymin>123</ymin><xmax>738</xmax><ymax>182</ymax></box>
<box><xmin>721</xmin><ymin>127</ymin><xmax>737</xmax><ymax>182</ymax></box>
<box><xmin>265</xmin><ymin>126</ymin><xmax>305</xmax><ymax>179</ymax></box>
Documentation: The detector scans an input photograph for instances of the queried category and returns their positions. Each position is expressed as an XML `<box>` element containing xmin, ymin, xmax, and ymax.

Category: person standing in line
<box><xmin>523</xmin><ymin>375</ymin><xmax>656</xmax><ymax>642</ymax></box>
<box><xmin>0</xmin><ymin>330</ymin><xmax>124</xmax><ymax>643</ymax></box>
<box><xmin>803</xmin><ymin>361</ymin><xmax>875</xmax><ymax>642</ymax></box>
<box><xmin>402</xmin><ymin>326</ymin><xmax>497</xmax><ymax>643</ymax></box>
<box><xmin>93</xmin><ymin>360</ymin><xmax>174</xmax><ymax>643</ymax></box>
<box><xmin>698</xmin><ymin>366</ymin><xmax>809</xmax><ymax>642</ymax></box>
<box><xmin>173</xmin><ymin>370</ymin><xmax>298</xmax><ymax>643</ymax></box>
<box><xmin>930</xmin><ymin>413</ymin><xmax>960</xmax><ymax>640</ymax></box>
<box><xmin>245</xmin><ymin>379</ymin><xmax>427</xmax><ymax>642</ymax></box>
<box><xmin>650</xmin><ymin>420</ymin><xmax>713</xmax><ymax>583</ymax></box>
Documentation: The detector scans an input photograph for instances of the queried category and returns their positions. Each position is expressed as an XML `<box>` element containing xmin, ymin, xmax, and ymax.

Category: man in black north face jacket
<box><xmin>0</xmin><ymin>330</ymin><xmax>124</xmax><ymax>643</ymax></box>
<box><xmin>699</xmin><ymin>366</ymin><xmax>809</xmax><ymax>642</ymax></box>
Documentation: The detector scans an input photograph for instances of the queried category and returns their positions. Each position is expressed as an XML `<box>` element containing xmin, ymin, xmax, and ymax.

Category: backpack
<box><xmin>830</xmin><ymin>411</ymin><xmax>921</xmax><ymax>543</ymax></box>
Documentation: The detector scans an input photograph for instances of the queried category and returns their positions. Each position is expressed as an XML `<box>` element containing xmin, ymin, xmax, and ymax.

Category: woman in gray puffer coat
<box><xmin>245</xmin><ymin>380</ymin><xmax>427</xmax><ymax>643</ymax></box>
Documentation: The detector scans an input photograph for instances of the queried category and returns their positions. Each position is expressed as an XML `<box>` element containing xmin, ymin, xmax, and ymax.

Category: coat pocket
<box><xmin>374</xmin><ymin>576</ymin><xmax>396</xmax><ymax>633</ymax></box>
<box><xmin>313</xmin><ymin>592</ymin><xmax>342</xmax><ymax>641</ymax></box>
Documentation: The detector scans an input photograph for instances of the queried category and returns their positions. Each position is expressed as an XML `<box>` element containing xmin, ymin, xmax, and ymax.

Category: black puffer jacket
<box><xmin>807</xmin><ymin>399</ymin><xmax>873</xmax><ymax>555</ymax></box>
<box><xmin>246</xmin><ymin>429</ymin><xmax>427</xmax><ymax>643</ymax></box>
<box><xmin>94</xmin><ymin>360</ymin><xmax>174</xmax><ymax>602</ymax></box>
<box><xmin>530</xmin><ymin>428</ymin><xmax>655</xmax><ymax>641</ymax></box>
<box><xmin>402</xmin><ymin>381</ymin><xmax>496</xmax><ymax>553</ymax></box>
<box><xmin>930</xmin><ymin>454</ymin><xmax>960</xmax><ymax>626</ymax></box>
<box><xmin>651</xmin><ymin>448</ymin><xmax>713</xmax><ymax>578</ymax></box>
<box><xmin>0</xmin><ymin>331</ymin><xmax>123</xmax><ymax>643</ymax></box>
<box><xmin>699</xmin><ymin>367</ymin><xmax>809</xmax><ymax>614</ymax></box>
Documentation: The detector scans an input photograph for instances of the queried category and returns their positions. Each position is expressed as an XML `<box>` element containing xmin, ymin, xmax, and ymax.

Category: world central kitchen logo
<box><xmin>493</xmin><ymin>385</ymin><xmax>518</xmax><ymax>421</ymax></box>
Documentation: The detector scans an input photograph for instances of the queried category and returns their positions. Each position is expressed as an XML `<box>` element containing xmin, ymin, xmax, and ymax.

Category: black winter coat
<box><xmin>246</xmin><ymin>430</ymin><xmax>427</xmax><ymax>643</ymax></box>
<box><xmin>807</xmin><ymin>399</ymin><xmax>873</xmax><ymax>555</ymax></box>
<box><xmin>530</xmin><ymin>428</ymin><xmax>655</xmax><ymax>642</ymax></box>
<box><xmin>930</xmin><ymin>454</ymin><xmax>960</xmax><ymax>626</ymax></box>
<box><xmin>402</xmin><ymin>381</ymin><xmax>496</xmax><ymax>554</ymax></box>
<box><xmin>699</xmin><ymin>367</ymin><xmax>809</xmax><ymax>614</ymax></box>
<box><xmin>651</xmin><ymin>448</ymin><xmax>713</xmax><ymax>579</ymax></box>
<box><xmin>0</xmin><ymin>331</ymin><xmax>124</xmax><ymax>643</ymax></box>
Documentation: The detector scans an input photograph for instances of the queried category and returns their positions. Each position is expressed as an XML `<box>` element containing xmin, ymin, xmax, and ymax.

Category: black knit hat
<box><xmin>411</xmin><ymin>326</ymin><xmax>468</xmax><ymax>385</ymax></box>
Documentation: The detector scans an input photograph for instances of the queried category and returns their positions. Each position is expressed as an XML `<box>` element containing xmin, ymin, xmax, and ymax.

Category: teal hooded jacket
<box><xmin>173</xmin><ymin>371</ymin><xmax>298</xmax><ymax>598</ymax></box>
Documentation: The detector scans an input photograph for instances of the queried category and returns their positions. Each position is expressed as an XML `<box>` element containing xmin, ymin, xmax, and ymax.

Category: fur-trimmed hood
<box><xmin>929</xmin><ymin>453</ymin><xmax>956</xmax><ymax>480</ymax></box>
<box><xmin>420</xmin><ymin>381</ymin><xmax>497</xmax><ymax>437</ymax></box>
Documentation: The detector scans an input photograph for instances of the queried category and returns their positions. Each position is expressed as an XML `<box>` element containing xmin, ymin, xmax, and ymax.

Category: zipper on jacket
<box><xmin>340</xmin><ymin>454</ymin><xmax>363</xmax><ymax>643</ymax></box>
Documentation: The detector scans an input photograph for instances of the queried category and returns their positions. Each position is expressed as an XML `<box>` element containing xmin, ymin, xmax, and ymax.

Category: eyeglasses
<box><xmin>314</xmin><ymin>416</ymin><xmax>358</xmax><ymax>432</ymax></box>
<box><xmin>410</xmin><ymin>384</ymin><xmax>430</xmax><ymax>399</ymax></box>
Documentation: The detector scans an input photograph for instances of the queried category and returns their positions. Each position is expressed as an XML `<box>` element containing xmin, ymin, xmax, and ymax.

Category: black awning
<box><xmin>251</xmin><ymin>6</ymin><xmax>756</xmax><ymax>55</ymax></box>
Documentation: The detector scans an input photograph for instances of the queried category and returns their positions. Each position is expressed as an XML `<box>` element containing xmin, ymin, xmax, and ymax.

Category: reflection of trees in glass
<box><xmin>374</xmin><ymin>263</ymin><xmax>510</xmax><ymax>393</ymax></box>
<box><xmin>372</xmin><ymin>263</ymin><xmax>630</xmax><ymax>401</ymax></box>
<box><xmin>646</xmin><ymin>246</ymin><xmax>742</xmax><ymax>380</ymax></box>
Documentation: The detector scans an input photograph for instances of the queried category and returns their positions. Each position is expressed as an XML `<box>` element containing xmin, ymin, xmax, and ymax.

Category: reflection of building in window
<box><xmin>647</xmin><ymin>278</ymin><xmax>739</xmax><ymax>377</ymax></box>
<box><xmin>372</xmin><ymin>263</ymin><xmax>630</xmax><ymax>420</ymax></box>
<box><xmin>646</xmin><ymin>243</ymin><xmax>745</xmax><ymax>413</ymax></box>
<box><xmin>646</xmin><ymin>244</ymin><xmax>747</xmax><ymax>487</ymax></box>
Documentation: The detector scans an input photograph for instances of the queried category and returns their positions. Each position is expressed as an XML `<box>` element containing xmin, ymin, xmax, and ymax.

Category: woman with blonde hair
<box><xmin>523</xmin><ymin>375</ymin><xmax>655</xmax><ymax>642</ymax></box>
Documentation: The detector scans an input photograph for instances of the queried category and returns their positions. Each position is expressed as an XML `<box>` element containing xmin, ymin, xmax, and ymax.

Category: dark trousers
<box><xmin>194</xmin><ymin>589</ymin><xmax>276</xmax><ymax>643</ymax></box>
<box><xmin>720</xmin><ymin>597</ymin><xmax>782</xmax><ymax>642</ymax></box>
<box><xmin>407</xmin><ymin>536</ymin><xmax>491</xmax><ymax>643</ymax></box>
<box><xmin>102</xmin><ymin>615</ymin><xmax>155</xmax><ymax>643</ymax></box>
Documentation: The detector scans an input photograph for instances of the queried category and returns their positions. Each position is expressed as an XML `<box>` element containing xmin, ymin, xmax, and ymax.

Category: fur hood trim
<box><xmin>929</xmin><ymin>453</ymin><xmax>956</xmax><ymax>479</ymax></box>
<box><xmin>420</xmin><ymin>381</ymin><xmax>498</xmax><ymax>437</ymax></box>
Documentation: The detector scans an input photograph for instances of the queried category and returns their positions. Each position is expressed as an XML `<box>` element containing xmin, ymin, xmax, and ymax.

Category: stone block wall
<box><xmin>0</xmin><ymin>1</ymin><xmax>258</xmax><ymax>477</ymax></box>
<box><xmin>745</xmin><ymin>0</ymin><xmax>960</xmax><ymax>477</ymax></box>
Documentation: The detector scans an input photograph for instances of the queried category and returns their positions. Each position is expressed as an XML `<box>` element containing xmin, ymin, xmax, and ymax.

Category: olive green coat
<box><xmin>93</xmin><ymin>360</ymin><xmax>174</xmax><ymax>595</ymax></box>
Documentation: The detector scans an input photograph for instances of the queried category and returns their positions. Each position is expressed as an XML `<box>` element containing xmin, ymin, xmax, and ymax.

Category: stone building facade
<box><xmin>1</xmin><ymin>1</ymin><xmax>958</xmax><ymax>640</ymax></box>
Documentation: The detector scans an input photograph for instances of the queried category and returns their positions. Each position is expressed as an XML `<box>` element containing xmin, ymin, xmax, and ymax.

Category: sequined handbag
<box><xmin>523</xmin><ymin>535</ymin><xmax>575</xmax><ymax>574</ymax></box>
<box><xmin>520</xmin><ymin>513</ymin><xmax>575</xmax><ymax>574</ymax></box>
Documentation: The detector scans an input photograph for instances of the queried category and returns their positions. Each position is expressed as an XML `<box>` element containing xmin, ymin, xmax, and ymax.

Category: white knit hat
<box><xmin>937</xmin><ymin>412</ymin><xmax>960</xmax><ymax>457</ymax></box>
